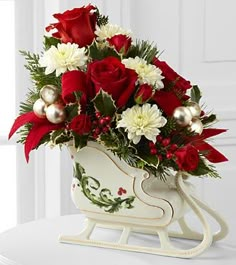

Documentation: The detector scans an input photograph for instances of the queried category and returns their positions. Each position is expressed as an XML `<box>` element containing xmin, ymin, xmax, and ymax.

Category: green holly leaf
<box><xmin>72</xmin><ymin>132</ymin><xmax>88</xmax><ymax>150</ymax></box>
<box><xmin>191</xmin><ymin>85</ymin><xmax>202</xmax><ymax>103</ymax></box>
<box><xmin>137</xmin><ymin>153</ymin><xmax>159</xmax><ymax>169</ymax></box>
<box><xmin>65</xmin><ymin>104</ymin><xmax>79</xmax><ymax>121</ymax></box>
<box><xmin>93</xmin><ymin>89</ymin><xmax>116</xmax><ymax>116</ymax></box>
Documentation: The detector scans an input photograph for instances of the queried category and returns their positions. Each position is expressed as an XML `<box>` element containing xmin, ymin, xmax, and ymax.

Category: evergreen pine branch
<box><xmin>95</xmin><ymin>7</ymin><xmax>109</xmax><ymax>26</ymax></box>
<box><xmin>126</xmin><ymin>40</ymin><xmax>159</xmax><ymax>63</ymax></box>
<box><xmin>20</xmin><ymin>50</ymin><xmax>61</xmax><ymax>89</ymax></box>
<box><xmin>160</xmin><ymin>117</ymin><xmax>177</xmax><ymax>137</ymax></box>
<box><xmin>189</xmin><ymin>157</ymin><xmax>221</xmax><ymax>178</ymax></box>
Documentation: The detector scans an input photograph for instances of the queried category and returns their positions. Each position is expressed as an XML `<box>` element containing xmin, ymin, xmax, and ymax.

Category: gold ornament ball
<box><xmin>46</xmin><ymin>103</ymin><xmax>66</xmax><ymax>124</ymax></box>
<box><xmin>173</xmin><ymin>106</ymin><xmax>192</xmax><ymax>127</ymax></box>
<box><xmin>33</xmin><ymin>98</ymin><xmax>47</xmax><ymax>118</ymax></box>
<box><xmin>40</xmin><ymin>85</ymin><xmax>59</xmax><ymax>105</ymax></box>
<box><xmin>188</xmin><ymin>117</ymin><xmax>203</xmax><ymax>135</ymax></box>
<box><xmin>187</xmin><ymin>102</ymin><xmax>201</xmax><ymax>117</ymax></box>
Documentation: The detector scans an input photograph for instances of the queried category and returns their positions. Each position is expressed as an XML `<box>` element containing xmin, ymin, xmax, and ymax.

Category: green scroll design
<box><xmin>74</xmin><ymin>162</ymin><xmax>135</xmax><ymax>213</ymax></box>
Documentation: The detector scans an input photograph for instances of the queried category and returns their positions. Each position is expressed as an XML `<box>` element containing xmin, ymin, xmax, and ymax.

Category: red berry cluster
<box><xmin>148</xmin><ymin>135</ymin><xmax>178</xmax><ymax>162</ymax></box>
<box><xmin>117</xmin><ymin>187</ymin><xmax>127</xmax><ymax>196</ymax></box>
<box><xmin>92</xmin><ymin>111</ymin><xmax>112</xmax><ymax>139</ymax></box>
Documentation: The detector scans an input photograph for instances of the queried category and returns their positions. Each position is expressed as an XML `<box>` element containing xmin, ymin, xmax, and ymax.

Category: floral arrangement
<box><xmin>9</xmin><ymin>4</ymin><xmax>228</xmax><ymax>180</ymax></box>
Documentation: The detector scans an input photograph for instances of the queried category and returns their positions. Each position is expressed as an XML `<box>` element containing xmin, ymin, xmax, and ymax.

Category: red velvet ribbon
<box><xmin>153</xmin><ymin>90</ymin><xmax>182</xmax><ymax>116</ymax></box>
<box><xmin>9</xmin><ymin>112</ymin><xmax>64</xmax><ymax>162</ymax></box>
<box><xmin>61</xmin><ymin>70</ymin><xmax>87</xmax><ymax>104</ymax></box>
<box><xmin>190</xmin><ymin>128</ymin><xmax>228</xmax><ymax>163</ymax></box>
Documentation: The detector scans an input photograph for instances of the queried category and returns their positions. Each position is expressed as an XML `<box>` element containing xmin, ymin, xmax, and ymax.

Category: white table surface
<box><xmin>0</xmin><ymin>214</ymin><xmax>235</xmax><ymax>265</ymax></box>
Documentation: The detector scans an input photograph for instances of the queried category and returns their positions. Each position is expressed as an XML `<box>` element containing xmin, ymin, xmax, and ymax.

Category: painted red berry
<box><xmin>162</xmin><ymin>138</ymin><xmax>171</xmax><ymax>147</ymax></box>
<box><xmin>158</xmin><ymin>154</ymin><xmax>163</xmax><ymax>161</ymax></box>
<box><xmin>118</xmin><ymin>187</ymin><xmax>127</xmax><ymax>195</ymax></box>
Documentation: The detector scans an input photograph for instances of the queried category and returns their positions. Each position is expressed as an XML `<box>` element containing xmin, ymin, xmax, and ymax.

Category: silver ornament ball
<box><xmin>46</xmin><ymin>103</ymin><xmax>66</xmax><ymax>124</ymax></box>
<box><xmin>40</xmin><ymin>85</ymin><xmax>59</xmax><ymax>105</ymax></box>
<box><xmin>188</xmin><ymin>117</ymin><xmax>203</xmax><ymax>135</ymax></box>
<box><xmin>187</xmin><ymin>102</ymin><xmax>201</xmax><ymax>117</ymax></box>
<box><xmin>33</xmin><ymin>98</ymin><xmax>47</xmax><ymax>118</ymax></box>
<box><xmin>173</xmin><ymin>106</ymin><xmax>192</xmax><ymax>127</ymax></box>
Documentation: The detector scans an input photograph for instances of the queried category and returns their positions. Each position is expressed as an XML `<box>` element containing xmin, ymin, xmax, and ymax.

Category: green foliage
<box><xmin>137</xmin><ymin>153</ymin><xmax>159</xmax><ymax>169</ymax></box>
<box><xmin>160</xmin><ymin>117</ymin><xmax>177</xmax><ymax>137</ymax></box>
<box><xmin>88</xmin><ymin>41</ymin><xmax>120</xmax><ymax>60</ymax></box>
<box><xmin>44</xmin><ymin>36</ymin><xmax>60</xmax><ymax>50</ymax></box>
<box><xmin>92</xmin><ymin>90</ymin><xmax>116</xmax><ymax>116</ymax></box>
<box><xmin>95</xmin><ymin>6</ymin><xmax>109</xmax><ymax>26</ymax></box>
<box><xmin>72</xmin><ymin>132</ymin><xmax>88</xmax><ymax>150</ymax></box>
<box><xmin>50</xmin><ymin>129</ymin><xmax>71</xmax><ymax>145</ymax></box>
<box><xmin>65</xmin><ymin>104</ymin><xmax>79</xmax><ymax>122</ymax></box>
<box><xmin>189</xmin><ymin>157</ymin><xmax>221</xmax><ymax>178</ymax></box>
<box><xmin>20</xmin><ymin>50</ymin><xmax>61</xmax><ymax>89</ymax></box>
<box><xmin>201</xmin><ymin>114</ymin><xmax>217</xmax><ymax>126</ymax></box>
<box><xmin>127</xmin><ymin>40</ymin><xmax>159</xmax><ymax>64</ymax></box>
<box><xmin>191</xmin><ymin>85</ymin><xmax>202</xmax><ymax>104</ymax></box>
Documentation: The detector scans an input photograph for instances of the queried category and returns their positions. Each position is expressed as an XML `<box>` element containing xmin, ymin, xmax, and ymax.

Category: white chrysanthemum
<box><xmin>122</xmin><ymin>56</ymin><xmax>164</xmax><ymax>89</ymax></box>
<box><xmin>39</xmin><ymin>43</ymin><xmax>88</xmax><ymax>77</ymax></box>
<box><xmin>117</xmin><ymin>103</ymin><xmax>167</xmax><ymax>144</ymax></box>
<box><xmin>95</xmin><ymin>23</ymin><xmax>132</xmax><ymax>42</ymax></box>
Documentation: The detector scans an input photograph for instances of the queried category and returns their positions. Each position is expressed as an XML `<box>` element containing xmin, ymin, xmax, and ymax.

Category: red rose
<box><xmin>46</xmin><ymin>5</ymin><xmax>97</xmax><ymax>47</ymax></box>
<box><xmin>153</xmin><ymin>58</ymin><xmax>191</xmax><ymax>93</ymax></box>
<box><xmin>107</xmin><ymin>34</ymin><xmax>132</xmax><ymax>54</ymax></box>
<box><xmin>174</xmin><ymin>145</ymin><xmax>199</xmax><ymax>171</ymax></box>
<box><xmin>69</xmin><ymin>114</ymin><xmax>92</xmax><ymax>135</ymax></box>
<box><xmin>134</xmin><ymin>84</ymin><xmax>153</xmax><ymax>104</ymax></box>
<box><xmin>88</xmin><ymin>57</ymin><xmax>138</xmax><ymax>108</ymax></box>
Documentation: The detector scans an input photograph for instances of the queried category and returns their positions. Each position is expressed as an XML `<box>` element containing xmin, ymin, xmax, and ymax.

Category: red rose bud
<box><xmin>46</xmin><ymin>4</ymin><xmax>97</xmax><ymax>47</ymax></box>
<box><xmin>107</xmin><ymin>34</ymin><xmax>132</xmax><ymax>54</ymax></box>
<box><xmin>134</xmin><ymin>84</ymin><xmax>153</xmax><ymax>104</ymax></box>
<box><xmin>69</xmin><ymin>114</ymin><xmax>92</xmax><ymax>135</ymax></box>
<box><xmin>174</xmin><ymin>145</ymin><xmax>199</xmax><ymax>171</ymax></box>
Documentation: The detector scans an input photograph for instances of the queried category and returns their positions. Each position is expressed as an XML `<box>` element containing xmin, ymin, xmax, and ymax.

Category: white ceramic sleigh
<box><xmin>59</xmin><ymin>142</ymin><xmax>228</xmax><ymax>258</ymax></box>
